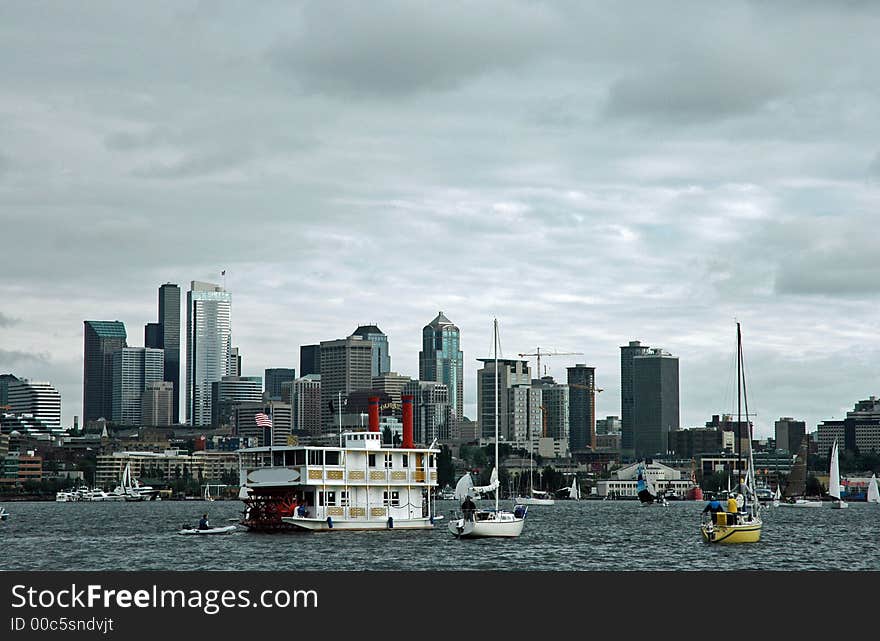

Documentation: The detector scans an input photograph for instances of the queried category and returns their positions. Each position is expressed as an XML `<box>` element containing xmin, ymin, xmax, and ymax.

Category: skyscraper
<box><xmin>403</xmin><ymin>380</ymin><xmax>450</xmax><ymax>443</ymax></box>
<box><xmin>264</xmin><ymin>368</ymin><xmax>296</xmax><ymax>401</ymax></box>
<box><xmin>83</xmin><ymin>321</ymin><xmax>128</xmax><ymax>423</ymax></box>
<box><xmin>352</xmin><ymin>325</ymin><xmax>391</xmax><ymax>377</ymax></box>
<box><xmin>620</xmin><ymin>340</ymin><xmax>650</xmax><ymax>458</ymax></box>
<box><xmin>211</xmin><ymin>375</ymin><xmax>263</xmax><ymax>427</ymax></box>
<box><xmin>319</xmin><ymin>336</ymin><xmax>373</xmax><ymax>429</ymax></box>
<box><xmin>144</xmin><ymin>323</ymin><xmax>161</xmax><ymax>349</ymax></box>
<box><xmin>476</xmin><ymin>357</ymin><xmax>531</xmax><ymax>441</ymax></box>
<box><xmin>567</xmin><ymin>364</ymin><xmax>596</xmax><ymax>453</ymax></box>
<box><xmin>775</xmin><ymin>417</ymin><xmax>806</xmax><ymax>454</ymax></box>
<box><xmin>532</xmin><ymin>376</ymin><xmax>570</xmax><ymax>445</ymax></box>
<box><xmin>186</xmin><ymin>281</ymin><xmax>232</xmax><ymax>427</ymax></box>
<box><xmin>291</xmin><ymin>374</ymin><xmax>322</xmax><ymax>436</ymax></box>
<box><xmin>300</xmin><ymin>345</ymin><xmax>321</xmax><ymax>377</ymax></box>
<box><xmin>111</xmin><ymin>347</ymin><xmax>164</xmax><ymax>426</ymax></box>
<box><xmin>7</xmin><ymin>378</ymin><xmax>62</xmax><ymax>428</ymax></box>
<box><xmin>632</xmin><ymin>348</ymin><xmax>680</xmax><ymax>459</ymax></box>
<box><xmin>419</xmin><ymin>312</ymin><xmax>464</xmax><ymax>425</ymax></box>
<box><xmin>158</xmin><ymin>283</ymin><xmax>181</xmax><ymax>422</ymax></box>
<box><xmin>141</xmin><ymin>381</ymin><xmax>174</xmax><ymax>427</ymax></box>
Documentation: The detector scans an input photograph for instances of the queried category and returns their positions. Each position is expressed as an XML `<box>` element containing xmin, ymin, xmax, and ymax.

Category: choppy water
<box><xmin>1</xmin><ymin>499</ymin><xmax>877</xmax><ymax>571</ymax></box>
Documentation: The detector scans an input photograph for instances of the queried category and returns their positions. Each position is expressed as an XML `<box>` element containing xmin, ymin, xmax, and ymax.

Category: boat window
<box><xmin>339</xmin><ymin>491</ymin><xmax>350</xmax><ymax>507</ymax></box>
<box><xmin>308</xmin><ymin>450</ymin><xmax>322</xmax><ymax>466</ymax></box>
<box><xmin>401</xmin><ymin>454</ymin><xmax>408</xmax><ymax>468</ymax></box>
<box><xmin>383</xmin><ymin>490</ymin><xmax>400</xmax><ymax>507</ymax></box>
<box><xmin>384</xmin><ymin>453</ymin><xmax>393</xmax><ymax>469</ymax></box>
<box><xmin>273</xmin><ymin>451</ymin><xmax>284</xmax><ymax>466</ymax></box>
<box><xmin>368</xmin><ymin>454</ymin><xmax>376</xmax><ymax>467</ymax></box>
<box><xmin>325</xmin><ymin>451</ymin><xmax>341</xmax><ymax>466</ymax></box>
<box><xmin>293</xmin><ymin>450</ymin><xmax>305</xmax><ymax>465</ymax></box>
<box><xmin>324</xmin><ymin>491</ymin><xmax>336</xmax><ymax>506</ymax></box>
<box><xmin>429</xmin><ymin>455</ymin><xmax>435</xmax><ymax>468</ymax></box>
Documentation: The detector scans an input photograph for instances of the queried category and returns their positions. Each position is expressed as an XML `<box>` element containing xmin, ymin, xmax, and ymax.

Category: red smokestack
<box><xmin>401</xmin><ymin>394</ymin><xmax>414</xmax><ymax>448</ymax></box>
<box><xmin>368</xmin><ymin>396</ymin><xmax>380</xmax><ymax>433</ymax></box>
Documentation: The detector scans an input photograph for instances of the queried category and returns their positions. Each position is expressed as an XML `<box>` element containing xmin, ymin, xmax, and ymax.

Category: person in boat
<box><xmin>726</xmin><ymin>494</ymin><xmax>738</xmax><ymax>525</ymax></box>
<box><xmin>702</xmin><ymin>499</ymin><xmax>724</xmax><ymax>523</ymax></box>
<box><xmin>198</xmin><ymin>514</ymin><xmax>209</xmax><ymax>530</ymax></box>
<box><xmin>461</xmin><ymin>495</ymin><xmax>476</xmax><ymax>521</ymax></box>
<box><xmin>296</xmin><ymin>502</ymin><xmax>309</xmax><ymax>518</ymax></box>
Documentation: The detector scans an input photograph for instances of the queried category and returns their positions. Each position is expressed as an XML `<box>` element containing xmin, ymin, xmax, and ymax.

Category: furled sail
<box><xmin>471</xmin><ymin>468</ymin><xmax>500</xmax><ymax>496</ymax></box>
<box><xmin>867</xmin><ymin>474</ymin><xmax>880</xmax><ymax>504</ymax></box>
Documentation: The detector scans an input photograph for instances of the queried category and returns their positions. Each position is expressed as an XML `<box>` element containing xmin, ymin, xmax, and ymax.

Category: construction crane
<box><xmin>569</xmin><ymin>382</ymin><xmax>603</xmax><ymax>451</ymax></box>
<box><xmin>518</xmin><ymin>347</ymin><xmax>584</xmax><ymax>379</ymax></box>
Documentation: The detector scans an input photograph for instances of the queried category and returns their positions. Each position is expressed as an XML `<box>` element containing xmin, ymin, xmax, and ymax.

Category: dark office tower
<box><xmin>319</xmin><ymin>336</ymin><xmax>373</xmax><ymax>429</ymax></box>
<box><xmin>632</xmin><ymin>348</ymin><xmax>680</xmax><ymax>459</ymax></box>
<box><xmin>83</xmin><ymin>321</ymin><xmax>127</xmax><ymax>423</ymax></box>
<box><xmin>145</xmin><ymin>323</ymin><xmax>161</xmax><ymax>349</ymax></box>
<box><xmin>300</xmin><ymin>345</ymin><xmax>321</xmax><ymax>377</ymax></box>
<box><xmin>265</xmin><ymin>368</ymin><xmax>296</xmax><ymax>401</ymax></box>
<box><xmin>568</xmin><ymin>364</ymin><xmax>596</xmax><ymax>453</ymax></box>
<box><xmin>419</xmin><ymin>312</ymin><xmax>464</xmax><ymax>425</ymax></box>
<box><xmin>158</xmin><ymin>283</ymin><xmax>181</xmax><ymax>422</ymax></box>
<box><xmin>352</xmin><ymin>325</ymin><xmax>391</xmax><ymax>377</ymax></box>
<box><xmin>620</xmin><ymin>340</ymin><xmax>650</xmax><ymax>458</ymax></box>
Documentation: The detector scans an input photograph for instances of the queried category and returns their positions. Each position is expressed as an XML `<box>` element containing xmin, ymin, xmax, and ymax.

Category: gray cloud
<box><xmin>0</xmin><ymin>312</ymin><xmax>19</xmax><ymax>327</ymax></box>
<box><xmin>0</xmin><ymin>349</ymin><xmax>50</xmax><ymax>367</ymax></box>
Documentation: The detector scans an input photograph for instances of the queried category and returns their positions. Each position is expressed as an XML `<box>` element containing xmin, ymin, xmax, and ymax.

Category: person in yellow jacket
<box><xmin>726</xmin><ymin>495</ymin><xmax>739</xmax><ymax>525</ymax></box>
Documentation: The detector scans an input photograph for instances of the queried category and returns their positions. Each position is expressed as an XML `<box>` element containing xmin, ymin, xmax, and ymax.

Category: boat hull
<box><xmin>281</xmin><ymin>516</ymin><xmax>439</xmax><ymax>532</ymax></box>
<box><xmin>777</xmin><ymin>500</ymin><xmax>823</xmax><ymax>508</ymax></box>
<box><xmin>831</xmin><ymin>500</ymin><xmax>848</xmax><ymax>509</ymax></box>
<box><xmin>178</xmin><ymin>525</ymin><xmax>238</xmax><ymax>535</ymax></box>
<box><xmin>514</xmin><ymin>497</ymin><xmax>555</xmax><ymax>506</ymax></box>
<box><xmin>448</xmin><ymin>514</ymin><xmax>525</xmax><ymax>538</ymax></box>
<box><xmin>701</xmin><ymin>521</ymin><xmax>762</xmax><ymax>544</ymax></box>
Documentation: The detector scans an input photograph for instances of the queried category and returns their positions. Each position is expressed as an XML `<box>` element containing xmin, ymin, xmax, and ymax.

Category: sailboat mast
<box><xmin>494</xmin><ymin>318</ymin><xmax>500</xmax><ymax>513</ymax></box>
<box><xmin>736</xmin><ymin>322</ymin><xmax>743</xmax><ymax>492</ymax></box>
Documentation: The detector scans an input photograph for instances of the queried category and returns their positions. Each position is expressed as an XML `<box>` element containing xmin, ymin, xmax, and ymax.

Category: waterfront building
<box><xmin>291</xmin><ymin>375</ymin><xmax>322</xmax><ymax>436</ymax></box>
<box><xmin>632</xmin><ymin>348</ymin><xmax>679</xmax><ymax>459</ymax></box>
<box><xmin>596</xmin><ymin>460</ymin><xmax>690</xmax><ymax>498</ymax></box>
<box><xmin>775</xmin><ymin>417</ymin><xmax>806</xmax><ymax>454</ymax></box>
<box><xmin>95</xmin><ymin>449</ymin><xmax>234</xmax><ymax>487</ymax></box>
<box><xmin>817</xmin><ymin>396</ymin><xmax>880</xmax><ymax>456</ymax></box>
<box><xmin>567</xmin><ymin>364</ymin><xmax>596</xmax><ymax>452</ymax></box>
<box><xmin>7</xmin><ymin>378</ymin><xmax>62</xmax><ymax>428</ymax></box>
<box><xmin>300</xmin><ymin>344</ymin><xmax>321</xmax><ymax>377</ymax></box>
<box><xmin>83</xmin><ymin>320</ymin><xmax>128</xmax><ymax>423</ymax></box>
<box><xmin>265</xmin><ymin>368</ymin><xmax>296</xmax><ymax>401</ymax></box>
<box><xmin>620</xmin><ymin>340</ymin><xmax>650</xmax><ymax>458</ymax></box>
<box><xmin>211</xmin><ymin>376</ymin><xmax>263</xmax><ymax>428</ymax></box>
<box><xmin>234</xmin><ymin>400</ymin><xmax>293</xmax><ymax>447</ymax></box>
<box><xmin>0</xmin><ymin>451</ymin><xmax>42</xmax><ymax>487</ymax></box>
<box><xmin>403</xmin><ymin>380</ymin><xmax>450</xmax><ymax>443</ymax></box>
<box><xmin>186</xmin><ymin>281</ymin><xmax>232</xmax><ymax>427</ymax></box>
<box><xmin>319</xmin><ymin>336</ymin><xmax>373</xmax><ymax>429</ymax></box>
<box><xmin>352</xmin><ymin>325</ymin><xmax>391</xmax><ymax>377</ymax></box>
<box><xmin>476</xmin><ymin>357</ymin><xmax>531</xmax><ymax>441</ymax></box>
<box><xmin>111</xmin><ymin>347</ymin><xmax>164</xmax><ymax>426</ymax></box>
<box><xmin>596</xmin><ymin>416</ymin><xmax>621</xmax><ymax>435</ymax></box>
<box><xmin>141</xmin><ymin>381</ymin><xmax>174</xmax><ymax>427</ymax></box>
<box><xmin>419</xmin><ymin>312</ymin><xmax>464</xmax><ymax>426</ymax></box>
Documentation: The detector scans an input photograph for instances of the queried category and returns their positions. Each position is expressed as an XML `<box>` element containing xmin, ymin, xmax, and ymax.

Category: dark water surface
<box><xmin>1</xmin><ymin>499</ymin><xmax>877</xmax><ymax>571</ymax></box>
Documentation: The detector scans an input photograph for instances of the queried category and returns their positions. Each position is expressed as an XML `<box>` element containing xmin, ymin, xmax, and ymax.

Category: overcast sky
<box><xmin>2</xmin><ymin>1</ymin><xmax>880</xmax><ymax>438</ymax></box>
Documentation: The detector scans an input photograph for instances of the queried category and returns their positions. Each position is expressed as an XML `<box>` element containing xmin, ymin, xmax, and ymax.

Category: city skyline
<box><xmin>3</xmin><ymin>2</ymin><xmax>880</xmax><ymax>438</ymax></box>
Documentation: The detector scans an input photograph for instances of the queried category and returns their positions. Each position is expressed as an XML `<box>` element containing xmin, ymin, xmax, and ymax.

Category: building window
<box><xmin>384</xmin><ymin>453</ymin><xmax>393</xmax><ymax>469</ymax></box>
<box><xmin>368</xmin><ymin>454</ymin><xmax>376</xmax><ymax>468</ymax></box>
<box><xmin>383</xmin><ymin>491</ymin><xmax>400</xmax><ymax>506</ymax></box>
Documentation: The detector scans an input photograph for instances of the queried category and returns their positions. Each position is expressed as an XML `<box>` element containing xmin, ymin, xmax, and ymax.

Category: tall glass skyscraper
<box><xmin>620</xmin><ymin>340</ymin><xmax>650</xmax><ymax>458</ymax></box>
<box><xmin>419</xmin><ymin>312</ymin><xmax>463</xmax><ymax>424</ymax></box>
<box><xmin>111</xmin><ymin>347</ymin><xmax>164</xmax><ymax>425</ymax></box>
<box><xmin>351</xmin><ymin>325</ymin><xmax>390</xmax><ymax>377</ymax></box>
<box><xmin>83</xmin><ymin>320</ymin><xmax>128</xmax><ymax>423</ymax></box>
<box><xmin>158</xmin><ymin>283</ymin><xmax>181</xmax><ymax>422</ymax></box>
<box><xmin>186</xmin><ymin>281</ymin><xmax>232</xmax><ymax>427</ymax></box>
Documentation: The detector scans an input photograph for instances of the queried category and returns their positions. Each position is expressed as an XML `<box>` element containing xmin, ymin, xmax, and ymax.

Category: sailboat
<box><xmin>637</xmin><ymin>463</ymin><xmax>667</xmax><ymax>507</ymax></box>
<box><xmin>567</xmin><ymin>476</ymin><xmax>580</xmax><ymax>501</ymax></box>
<box><xmin>449</xmin><ymin>319</ymin><xmax>526</xmax><ymax>538</ymax></box>
<box><xmin>778</xmin><ymin>437</ymin><xmax>822</xmax><ymax>508</ymax></box>
<box><xmin>867</xmin><ymin>474</ymin><xmax>880</xmax><ymax>504</ymax></box>
<box><xmin>700</xmin><ymin>322</ymin><xmax>762</xmax><ymax>544</ymax></box>
<box><xmin>828</xmin><ymin>440</ymin><xmax>848</xmax><ymax>509</ymax></box>
<box><xmin>772</xmin><ymin>486</ymin><xmax>781</xmax><ymax>508</ymax></box>
<box><xmin>514</xmin><ymin>448</ymin><xmax>554</xmax><ymax>506</ymax></box>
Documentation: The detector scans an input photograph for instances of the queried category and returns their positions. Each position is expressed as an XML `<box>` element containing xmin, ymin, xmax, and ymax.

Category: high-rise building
<box><xmin>234</xmin><ymin>401</ymin><xmax>293</xmax><ymax>447</ymax></box>
<box><xmin>319</xmin><ymin>336</ymin><xmax>373</xmax><ymax>429</ymax></box>
<box><xmin>567</xmin><ymin>364</ymin><xmax>596</xmax><ymax>453</ymax></box>
<box><xmin>477</xmin><ymin>357</ymin><xmax>531</xmax><ymax>441</ymax></box>
<box><xmin>0</xmin><ymin>374</ymin><xmax>18</xmax><ymax>407</ymax></box>
<box><xmin>300</xmin><ymin>345</ymin><xmax>321</xmax><ymax>377</ymax></box>
<box><xmin>7</xmin><ymin>378</ymin><xmax>62</xmax><ymax>428</ymax></box>
<box><xmin>228</xmin><ymin>347</ymin><xmax>241</xmax><ymax>378</ymax></box>
<box><xmin>158</xmin><ymin>283</ymin><xmax>181</xmax><ymax>422</ymax></box>
<box><xmin>775</xmin><ymin>417</ymin><xmax>806</xmax><ymax>454</ymax></box>
<box><xmin>352</xmin><ymin>325</ymin><xmax>391</xmax><ymax>377</ymax></box>
<box><xmin>533</xmin><ymin>376</ymin><xmax>570</xmax><ymax>445</ymax></box>
<box><xmin>83</xmin><ymin>321</ymin><xmax>128</xmax><ymax>423</ymax></box>
<box><xmin>186</xmin><ymin>281</ymin><xmax>232</xmax><ymax>427</ymax></box>
<box><xmin>403</xmin><ymin>380</ymin><xmax>450</xmax><ymax>443</ymax></box>
<box><xmin>419</xmin><ymin>312</ymin><xmax>464</xmax><ymax>427</ymax></box>
<box><xmin>290</xmin><ymin>374</ymin><xmax>321</xmax><ymax>436</ymax></box>
<box><xmin>596</xmin><ymin>416</ymin><xmax>621</xmax><ymax>435</ymax></box>
<box><xmin>509</xmin><ymin>383</ymin><xmax>543</xmax><ymax>450</ymax></box>
<box><xmin>141</xmin><ymin>381</ymin><xmax>174</xmax><ymax>427</ymax></box>
<box><xmin>111</xmin><ymin>347</ymin><xmax>164</xmax><ymax>426</ymax></box>
<box><xmin>265</xmin><ymin>368</ymin><xmax>296</xmax><ymax>401</ymax></box>
<box><xmin>211</xmin><ymin>376</ymin><xmax>263</xmax><ymax>428</ymax></box>
<box><xmin>632</xmin><ymin>348</ymin><xmax>679</xmax><ymax>459</ymax></box>
<box><xmin>620</xmin><ymin>340</ymin><xmax>650</xmax><ymax>457</ymax></box>
<box><xmin>371</xmin><ymin>372</ymin><xmax>412</xmax><ymax>411</ymax></box>
<box><xmin>144</xmin><ymin>323</ymin><xmax>161</xmax><ymax>349</ymax></box>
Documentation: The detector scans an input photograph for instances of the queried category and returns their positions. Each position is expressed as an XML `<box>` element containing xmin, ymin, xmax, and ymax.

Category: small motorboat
<box><xmin>178</xmin><ymin>525</ymin><xmax>237</xmax><ymax>535</ymax></box>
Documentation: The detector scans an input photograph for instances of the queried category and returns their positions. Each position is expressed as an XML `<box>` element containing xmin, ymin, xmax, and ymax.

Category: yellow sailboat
<box><xmin>700</xmin><ymin>322</ymin><xmax>763</xmax><ymax>544</ymax></box>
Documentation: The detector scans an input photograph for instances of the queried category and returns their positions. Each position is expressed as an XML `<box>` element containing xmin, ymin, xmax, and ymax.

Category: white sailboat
<box><xmin>449</xmin><ymin>319</ymin><xmax>526</xmax><ymax>538</ymax></box>
<box><xmin>773</xmin><ymin>486</ymin><xmax>781</xmax><ymax>508</ymax></box>
<box><xmin>514</xmin><ymin>447</ymin><xmax>554</xmax><ymax>506</ymax></box>
<box><xmin>828</xmin><ymin>440</ymin><xmax>848</xmax><ymax>509</ymax></box>
<box><xmin>867</xmin><ymin>474</ymin><xmax>880</xmax><ymax>504</ymax></box>
<box><xmin>568</xmin><ymin>476</ymin><xmax>580</xmax><ymax>501</ymax></box>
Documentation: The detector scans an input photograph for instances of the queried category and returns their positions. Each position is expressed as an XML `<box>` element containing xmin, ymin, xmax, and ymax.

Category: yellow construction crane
<box><xmin>569</xmin><ymin>382</ymin><xmax>603</xmax><ymax>451</ymax></box>
<box><xmin>518</xmin><ymin>347</ymin><xmax>584</xmax><ymax>378</ymax></box>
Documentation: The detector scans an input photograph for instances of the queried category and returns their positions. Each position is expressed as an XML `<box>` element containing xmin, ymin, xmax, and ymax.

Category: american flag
<box><xmin>255</xmin><ymin>412</ymin><xmax>272</xmax><ymax>428</ymax></box>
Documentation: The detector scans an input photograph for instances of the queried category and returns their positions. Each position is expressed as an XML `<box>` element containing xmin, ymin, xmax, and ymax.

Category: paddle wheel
<box><xmin>241</xmin><ymin>489</ymin><xmax>301</xmax><ymax>532</ymax></box>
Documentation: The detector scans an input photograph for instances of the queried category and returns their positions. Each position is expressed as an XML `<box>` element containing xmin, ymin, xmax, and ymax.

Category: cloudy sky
<box><xmin>2</xmin><ymin>1</ymin><xmax>880</xmax><ymax>437</ymax></box>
